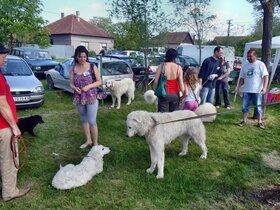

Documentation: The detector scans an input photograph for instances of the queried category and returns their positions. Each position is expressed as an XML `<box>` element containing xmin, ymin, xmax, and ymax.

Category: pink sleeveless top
<box><xmin>72</xmin><ymin>65</ymin><xmax>98</xmax><ymax>105</ymax></box>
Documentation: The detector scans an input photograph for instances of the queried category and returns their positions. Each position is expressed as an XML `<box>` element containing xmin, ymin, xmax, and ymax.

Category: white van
<box><xmin>177</xmin><ymin>44</ymin><xmax>235</xmax><ymax>67</ymax></box>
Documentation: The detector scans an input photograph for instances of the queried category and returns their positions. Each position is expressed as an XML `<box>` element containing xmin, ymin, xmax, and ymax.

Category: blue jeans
<box><xmin>215</xmin><ymin>80</ymin><xmax>230</xmax><ymax>107</ymax></box>
<box><xmin>77</xmin><ymin>100</ymin><xmax>99</xmax><ymax>126</ymax></box>
<box><xmin>200</xmin><ymin>87</ymin><xmax>215</xmax><ymax>104</ymax></box>
<box><xmin>242</xmin><ymin>92</ymin><xmax>262</xmax><ymax>115</ymax></box>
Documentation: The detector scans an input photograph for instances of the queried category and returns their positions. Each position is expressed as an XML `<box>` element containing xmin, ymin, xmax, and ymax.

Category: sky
<box><xmin>40</xmin><ymin>0</ymin><xmax>257</xmax><ymax>40</ymax></box>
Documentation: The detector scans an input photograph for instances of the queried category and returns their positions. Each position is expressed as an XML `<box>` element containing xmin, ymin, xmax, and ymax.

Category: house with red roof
<box><xmin>47</xmin><ymin>11</ymin><xmax>114</xmax><ymax>54</ymax></box>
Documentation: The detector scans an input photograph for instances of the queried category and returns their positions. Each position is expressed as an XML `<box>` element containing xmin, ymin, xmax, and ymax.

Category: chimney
<box><xmin>61</xmin><ymin>12</ymin><xmax>64</xmax><ymax>19</ymax></box>
<box><xmin>76</xmin><ymin>11</ymin><xmax>80</xmax><ymax>21</ymax></box>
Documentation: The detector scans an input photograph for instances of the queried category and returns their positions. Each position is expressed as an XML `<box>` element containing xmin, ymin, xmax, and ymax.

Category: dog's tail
<box><xmin>195</xmin><ymin>103</ymin><xmax>217</xmax><ymax>122</ymax></box>
<box><xmin>144</xmin><ymin>90</ymin><xmax>157</xmax><ymax>104</ymax></box>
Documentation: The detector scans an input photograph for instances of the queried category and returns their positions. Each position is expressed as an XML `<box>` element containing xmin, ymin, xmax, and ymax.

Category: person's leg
<box><xmin>252</xmin><ymin>93</ymin><xmax>264</xmax><ymax>126</ymax></box>
<box><xmin>199</xmin><ymin>87</ymin><xmax>209</xmax><ymax>105</ymax></box>
<box><xmin>157</xmin><ymin>96</ymin><xmax>169</xmax><ymax>112</ymax></box>
<box><xmin>0</xmin><ymin>128</ymin><xmax>19</xmax><ymax>200</ymax></box>
<box><xmin>77</xmin><ymin>105</ymin><xmax>92</xmax><ymax>146</ymax></box>
<box><xmin>222</xmin><ymin>81</ymin><xmax>230</xmax><ymax>107</ymax></box>
<box><xmin>241</xmin><ymin>92</ymin><xmax>251</xmax><ymax>124</ymax></box>
<box><xmin>87</xmin><ymin>101</ymin><xmax>99</xmax><ymax>145</ymax></box>
<box><xmin>215</xmin><ymin>81</ymin><xmax>221</xmax><ymax>106</ymax></box>
<box><xmin>169</xmin><ymin>93</ymin><xmax>180</xmax><ymax>112</ymax></box>
<box><xmin>206</xmin><ymin>88</ymin><xmax>215</xmax><ymax>104</ymax></box>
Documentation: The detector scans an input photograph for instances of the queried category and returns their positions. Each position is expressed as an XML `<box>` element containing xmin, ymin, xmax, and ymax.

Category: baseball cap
<box><xmin>0</xmin><ymin>43</ymin><xmax>9</xmax><ymax>54</ymax></box>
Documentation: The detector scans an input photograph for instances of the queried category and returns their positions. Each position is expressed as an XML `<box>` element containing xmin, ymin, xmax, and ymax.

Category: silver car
<box><xmin>1</xmin><ymin>55</ymin><xmax>45</xmax><ymax>108</ymax></box>
<box><xmin>45</xmin><ymin>57</ymin><xmax>134</xmax><ymax>94</ymax></box>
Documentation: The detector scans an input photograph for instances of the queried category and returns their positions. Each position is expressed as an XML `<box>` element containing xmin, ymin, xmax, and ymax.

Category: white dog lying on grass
<box><xmin>126</xmin><ymin>110</ymin><xmax>207</xmax><ymax>179</ymax></box>
<box><xmin>52</xmin><ymin>145</ymin><xmax>110</xmax><ymax>190</ymax></box>
<box><xmin>106</xmin><ymin>78</ymin><xmax>135</xmax><ymax>109</ymax></box>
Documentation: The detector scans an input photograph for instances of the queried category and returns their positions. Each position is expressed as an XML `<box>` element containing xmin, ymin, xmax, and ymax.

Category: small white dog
<box><xmin>52</xmin><ymin>145</ymin><xmax>110</xmax><ymax>190</ymax></box>
<box><xmin>126</xmin><ymin>110</ymin><xmax>207</xmax><ymax>179</ymax></box>
<box><xmin>196</xmin><ymin>103</ymin><xmax>217</xmax><ymax>122</ymax></box>
<box><xmin>106</xmin><ymin>78</ymin><xmax>135</xmax><ymax>109</ymax></box>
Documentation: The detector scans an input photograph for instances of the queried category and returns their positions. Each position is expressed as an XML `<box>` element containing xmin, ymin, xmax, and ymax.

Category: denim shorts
<box><xmin>242</xmin><ymin>92</ymin><xmax>262</xmax><ymax>115</ymax></box>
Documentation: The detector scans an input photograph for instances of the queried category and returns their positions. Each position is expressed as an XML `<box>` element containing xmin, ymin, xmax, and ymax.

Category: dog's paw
<box><xmin>178</xmin><ymin>151</ymin><xmax>187</xmax><ymax>156</ymax></box>
<box><xmin>146</xmin><ymin>168</ymin><xmax>154</xmax><ymax>174</ymax></box>
<box><xmin>156</xmin><ymin>174</ymin><xmax>164</xmax><ymax>179</ymax></box>
<box><xmin>200</xmin><ymin>154</ymin><xmax>207</xmax><ymax>159</ymax></box>
<box><xmin>110</xmin><ymin>105</ymin><xmax>114</xmax><ymax>108</ymax></box>
<box><xmin>116</xmin><ymin>107</ymin><xmax>120</xmax><ymax>109</ymax></box>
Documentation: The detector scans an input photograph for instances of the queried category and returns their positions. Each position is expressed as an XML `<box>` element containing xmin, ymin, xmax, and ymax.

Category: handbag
<box><xmin>155</xmin><ymin>63</ymin><xmax>167</xmax><ymax>98</ymax></box>
<box><xmin>91</xmin><ymin>64</ymin><xmax>107</xmax><ymax>100</ymax></box>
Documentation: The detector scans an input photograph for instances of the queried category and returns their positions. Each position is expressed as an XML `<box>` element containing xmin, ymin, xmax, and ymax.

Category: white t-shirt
<box><xmin>240</xmin><ymin>60</ymin><xmax>268</xmax><ymax>93</ymax></box>
<box><xmin>184</xmin><ymin>83</ymin><xmax>199</xmax><ymax>102</ymax></box>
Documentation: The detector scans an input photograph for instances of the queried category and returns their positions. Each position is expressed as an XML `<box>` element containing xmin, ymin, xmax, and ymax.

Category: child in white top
<box><xmin>182</xmin><ymin>67</ymin><xmax>200</xmax><ymax>111</ymax></box>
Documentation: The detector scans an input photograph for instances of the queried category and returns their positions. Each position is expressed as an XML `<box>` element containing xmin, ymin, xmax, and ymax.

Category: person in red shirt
<box><xmin>153</xmin><ymin>48</ymin><xmax>184</xmax><ymax>112</ymax></box>
<box><xmin>0</xmin><ymin>43</ymin><xmax>30</xmax><ymax>201</ymax></box>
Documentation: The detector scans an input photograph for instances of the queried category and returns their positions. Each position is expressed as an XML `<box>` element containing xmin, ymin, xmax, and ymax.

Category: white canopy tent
<box><xmin>234</xmin><ymin>36</ymin><xmax>280</xmax><ymax>101</ymax></box>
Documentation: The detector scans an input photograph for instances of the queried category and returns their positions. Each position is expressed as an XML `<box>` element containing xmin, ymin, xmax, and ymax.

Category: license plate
<box><xmin>13</xmin><ymin>96</ymin><xmax>30</xmax><ymax>102</ymax></box>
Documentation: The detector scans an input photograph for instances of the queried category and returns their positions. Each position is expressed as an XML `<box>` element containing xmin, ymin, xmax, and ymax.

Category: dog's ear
<box><xmin>151</xmin><ymin>116</ymin><xmax>158</xmax><ymax>126</ymax></box>
<box><xmin>133</xmin><ymin>117</ymin><xmax>141</xmax><ymax>124</ymax></box>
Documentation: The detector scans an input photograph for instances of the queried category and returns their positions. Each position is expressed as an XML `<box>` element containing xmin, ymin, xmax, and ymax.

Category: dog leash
<box><xmin>155</xmin><ymin>101</ymin><xmax>280</xmax><ymax>125</ymax></box>
<box><xmin>10</xmin><ymin>135</ymin><xmax>27</xmax><ymax>170</ymax></box>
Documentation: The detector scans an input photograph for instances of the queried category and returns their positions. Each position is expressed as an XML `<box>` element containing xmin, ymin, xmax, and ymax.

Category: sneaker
<box><xmin>3</xmin><ymin>187</ymin><xmax>30</xmax><ymax>202</ymax></box>
<box><xmin>257</xmin><ymin>122</ymin><xmax>265</xmax><ymax>129</ymax></box>
<box><xmin>238</xmin><ymin>121</ymin><xmax>247</xmax><ymax>127</ymax></box>
<box><xmin>215</xmin><ymin>106</ymin><xmax>220</xmax><ymax>108</ymax></box>
<box><xmin>226</xmin><ymin>106</ymin><xmax>231</xmax><ymax>110</ymax></box>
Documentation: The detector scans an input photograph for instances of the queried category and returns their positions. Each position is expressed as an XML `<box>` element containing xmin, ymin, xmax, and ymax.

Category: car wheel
<box><xmin>47</xmin><ymin>76</ymin><xmax>54</xmax><ymax>89</ymax></box>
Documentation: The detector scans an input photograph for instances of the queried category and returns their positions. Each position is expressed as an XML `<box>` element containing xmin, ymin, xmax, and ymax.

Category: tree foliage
<box><xmin>0</xmin><ymin>0</ymin><xmax>50</xmax><ymax>47</ymax></box>
<box><xmin>169</xmin><ymin>0</ymin><xmax>216</xmax><ymax>64</ymax></box>
<box><xmin>109</xmin><ymin>0</ymin><xmax>169</xmax><ymax>50</ymax></box>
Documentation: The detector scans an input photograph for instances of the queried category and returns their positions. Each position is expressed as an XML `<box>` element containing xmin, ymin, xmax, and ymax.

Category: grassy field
<box><xmin>1</xmin><ymin>81</ymin><xmax>280</xmax><ymax>210</ymax></box>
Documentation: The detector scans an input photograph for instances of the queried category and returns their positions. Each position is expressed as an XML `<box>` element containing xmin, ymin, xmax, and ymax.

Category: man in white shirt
<box><xmin>237</xmin><ymin>49</ymin><xmax>269</xmax><ymax>128</ymax></box>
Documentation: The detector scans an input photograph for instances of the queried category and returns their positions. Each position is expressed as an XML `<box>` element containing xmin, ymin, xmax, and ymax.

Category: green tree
<box><xmin>247</xmin><ymin>0</ymin><xmax>278</xmax><ymax>69</ymax></box>
<box><xmin>169</xmin><ymin>0</ymin><xmax>216</xmax><ymax>65</ymax></box>
<box><xmin>0</xmin><ymin>0</ymin><xmax>50</xmax><ymax>47</ymax></box>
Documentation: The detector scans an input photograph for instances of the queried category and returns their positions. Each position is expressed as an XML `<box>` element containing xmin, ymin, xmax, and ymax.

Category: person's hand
<box><xmin>217</xmin><ymin>76</ymin><xmax>223</xmax><ymax>80</ymax></box>
<box><xmin>12</xmin><ymin>126</ymin><xmax>21</xmax><ymax>138</ymax></box>
<box><xmin>81</xmin><ymin>85</ymin><xmax>90</xmax><ymax>92</ymax></box>
<box><xmin>208</xmin><ymin>74</ymin><xmax>218</xmax><ymax>80</ymax></box>
<box><xmin>237</xmin><ymin>87</ymin><xmax>241</xmax><ymax>96</ymax></box>
<box><xmin>74</xmin><ymin>87</ymin><xmax>82</xmax><ymax>94</ymax></box>
<box><xmin>261</xmin><ymin>87</ymin><xmax>267</xmax><ymax>95</ymax></box>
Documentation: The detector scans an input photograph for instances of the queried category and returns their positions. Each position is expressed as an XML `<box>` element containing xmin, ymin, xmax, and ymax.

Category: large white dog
<box><xmin>52</xmin><ymin>145</ymin><xmax>110</xmax><ymax>190</ymax></box>
<box><xmin>126</xmin><ymin>110</ymin><xmax>207</xmax><ymax>179</ymax></box>
<box><xmin>106</xmin><ymin>78</ymin><xmax>135</xmax><ymax>109</ymax></box>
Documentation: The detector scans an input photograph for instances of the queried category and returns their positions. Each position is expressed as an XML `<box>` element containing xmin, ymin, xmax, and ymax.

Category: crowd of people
<box><xmin>0</xmin><ymin>42</ymin><xmax>269</xmax><ymax>202</ymax></box>
<box><xmin>153</xmin><ymin>46</ymin><xmax>269</xmax><ymax>129</ymax></box>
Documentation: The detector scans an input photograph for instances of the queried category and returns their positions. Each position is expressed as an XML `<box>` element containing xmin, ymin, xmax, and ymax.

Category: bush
<box><xmin>89</xmin><ymin>51</ymin><xmax>96</xmax><ymax>57</ymax></box>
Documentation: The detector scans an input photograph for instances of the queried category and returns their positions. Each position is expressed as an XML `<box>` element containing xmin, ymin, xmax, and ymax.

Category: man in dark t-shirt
<box><xmin>198</xmin><ymin>46</ymin><xmax>223</xmax><ymax>104</ymax></box>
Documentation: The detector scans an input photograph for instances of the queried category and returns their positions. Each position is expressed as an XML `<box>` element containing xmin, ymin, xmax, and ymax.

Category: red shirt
<box><xmin>0</xmin><ymin>72</ymin><xmax>18</xmax><ymax>129</ymax></box>
<box><xmin>166</xmin><ymin>79</ymin><xmax>180</xmax><ymax>94</ymax></box>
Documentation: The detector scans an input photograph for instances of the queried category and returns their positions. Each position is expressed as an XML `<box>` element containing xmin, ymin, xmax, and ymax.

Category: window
<box><xmin>100</xmin><ymin>43</ymin><xmax>107</xmax><ymax>50</ymax></box>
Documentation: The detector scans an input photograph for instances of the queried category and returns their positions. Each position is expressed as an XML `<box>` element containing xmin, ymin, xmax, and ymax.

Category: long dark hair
<box><xmin>74</xmin><ymin>45</ymin><xmax>89</xmax><ymax>64</ymax></box>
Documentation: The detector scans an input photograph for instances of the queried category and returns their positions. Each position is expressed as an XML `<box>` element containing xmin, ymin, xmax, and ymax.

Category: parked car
<box><xmin>45</xmin><ymin>57</ymin><xmax>134</xmax><ymax>94</ymax></box>
<box><xmin>1</xmin><ymin>55</ymin><xmax>45</xmax><ymax>108</ymax></box>
<box><xmin>175</xmin><ymin>55</ymin><xmax>199</xmax><ymax>72</ymax></box>
<box><xmin>103</xmin><ymin>55</ymin><xmax>146</xmax><ymax>82</ymax></box>
<box><xmin>120</xmin><ymin>50</ymin><xmax>143</xmax><ymax>57</ymax></box>
<box><xmin>10</xmin><ymin>47</ymin><xmax>59</xmax><ymax>77</ymax></box>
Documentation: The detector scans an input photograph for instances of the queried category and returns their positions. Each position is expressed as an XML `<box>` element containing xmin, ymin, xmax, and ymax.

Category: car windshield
<box><xmin>1</xmin><ymin>59</ymin><xmax>32</xmax><ymax>76</ymax></box>
<box><xmin>24</xmin><ymin>50</ymin><xmax>51</xmax><ymax>60</ymax></box>
<box><xmin>102</xmin><ymin>62</ymin><xmax>131</xmax><ymax>76</ymax></box>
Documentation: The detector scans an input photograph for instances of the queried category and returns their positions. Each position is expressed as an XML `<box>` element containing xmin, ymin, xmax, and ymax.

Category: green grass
<box><xmin>1</xmin><ymin>81</ymin><xmax>280</xmax><ymax>209</ymax></box>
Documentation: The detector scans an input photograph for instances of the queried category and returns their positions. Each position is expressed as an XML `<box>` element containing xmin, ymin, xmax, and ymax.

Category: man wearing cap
<box><xmin>0</xmin><ymin>43</ymin><xmax>30</xmax><ymax>201</ymax></box>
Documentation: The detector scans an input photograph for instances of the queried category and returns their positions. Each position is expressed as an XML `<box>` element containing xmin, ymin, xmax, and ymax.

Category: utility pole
<box><xmin>226</xmin><ymin>20</ymin><xmax>233</xmax><ymax>47</ymax></box>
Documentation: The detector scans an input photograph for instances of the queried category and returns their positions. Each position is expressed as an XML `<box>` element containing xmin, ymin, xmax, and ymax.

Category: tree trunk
<box><xmin>261</xmin><ymin>0</ymin><xmax>274</xmax><ymax>69</ymax></box>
